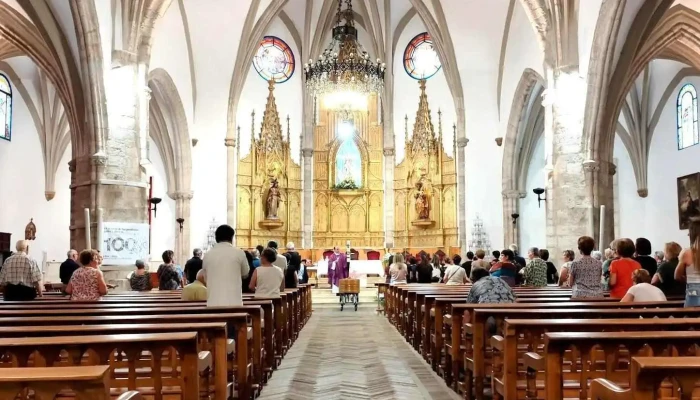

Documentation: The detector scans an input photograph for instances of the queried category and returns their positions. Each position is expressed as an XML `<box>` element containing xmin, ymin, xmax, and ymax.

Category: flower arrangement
<box><xmin>333</xmin><ymin>177</ymin><xmax>359</xmax><ymax>190</ymax></box>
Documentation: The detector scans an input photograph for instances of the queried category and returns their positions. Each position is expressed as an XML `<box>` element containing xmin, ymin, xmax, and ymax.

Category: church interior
<box><xmin>2</xmin><ymin>0</ymin><xmax>700</xmax><ymax>399</ymax></box>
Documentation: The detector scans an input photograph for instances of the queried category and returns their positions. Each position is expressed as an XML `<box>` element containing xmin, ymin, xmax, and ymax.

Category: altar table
<box><xmin>316</xmin><ymin>260</ymin><xmax>384</xmax><ymax>277</ymax></box>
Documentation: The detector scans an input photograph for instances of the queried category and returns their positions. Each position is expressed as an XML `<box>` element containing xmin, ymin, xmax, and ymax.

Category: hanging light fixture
<box><xmin>304</xmin><ymin>0</ymin><xmax>385</xmax><ymax>120</ymax></box>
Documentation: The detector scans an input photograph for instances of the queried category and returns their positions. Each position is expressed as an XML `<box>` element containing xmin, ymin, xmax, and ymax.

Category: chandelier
<box><xmin>304</xmin><ymin>0</ymin><xmax>385</xmax><ymax>120</ymax></box>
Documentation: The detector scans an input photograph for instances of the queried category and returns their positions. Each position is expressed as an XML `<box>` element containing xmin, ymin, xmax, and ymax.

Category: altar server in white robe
<box><xmin>203</xmin><ymin>225</ymin><xmax>249</xmax><ymax>307</ymax></box>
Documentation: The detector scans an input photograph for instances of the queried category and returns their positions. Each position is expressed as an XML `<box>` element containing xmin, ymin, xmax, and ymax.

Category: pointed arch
<box><xmin>501</xmin><ymin>68</ymin><xmax>545</xmax><ymax>245</ymax></box>
<box><xmin>0</xmin><ymin>2</ymin><xmax>86</xmax><ymax>156</ymax></box>
<box><xmin>148</xmin><ymin>67</ymin><xmax>193</xmax><ymax>264</ymax></box>
<box><xmin>148</xmin><ymin>68</ymin><xmax>192</xmax><ymax>196</ymax></box>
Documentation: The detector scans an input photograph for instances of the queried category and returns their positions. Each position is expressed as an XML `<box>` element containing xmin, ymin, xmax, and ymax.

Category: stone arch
<box><xmin>501</xmin><ymin>68</ymin><xmax>545</xmax><ymax>246</ymax></box>
<box><xmin>0</xmin><ymin>2</ymin><xmax>87</xmax><ymax>157</ymax></box>
<box><xmin>585</xmin><ymin>2</ymin><xmax>683</xmax><ymax>165</ymax></box>
<box><xmin>148</xmin><ymin>68</ymin><xmax>193</xmax><ymax>265</ymax></box>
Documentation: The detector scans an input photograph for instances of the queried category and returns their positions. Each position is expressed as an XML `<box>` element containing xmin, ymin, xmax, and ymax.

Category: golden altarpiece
<box><xmin>236</xmin><ymin>81</ymin><xmax>302</xmax><ymax>248</ymax></box>
<box><xmin>394</xmin><ymin>80</ymin><xmax>458</xmax><ymax>248</ymax></box>
<box><xmin>312</xmin><ymin>94</ymin><xmax>384</xmax><ymax>248</ymax></box>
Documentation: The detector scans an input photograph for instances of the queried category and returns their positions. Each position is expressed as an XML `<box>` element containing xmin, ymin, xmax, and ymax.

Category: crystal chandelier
<box><xmin>304</xmin><ymin>0</ymin><xmax>385</xmax><ymax>120</ymax></box>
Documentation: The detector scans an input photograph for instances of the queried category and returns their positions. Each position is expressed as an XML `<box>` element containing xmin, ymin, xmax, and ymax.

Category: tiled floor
<box><xmin>258</xmin><ymin>307</ymin><xmax>462</xmax><ymax>400</ymax></box>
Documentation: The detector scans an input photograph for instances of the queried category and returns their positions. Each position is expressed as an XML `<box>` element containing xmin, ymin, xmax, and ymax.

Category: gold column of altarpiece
<box><xmin>236</xmin><ymin>81</ymin><xmax>302</xmax><ymax>248</ymax></box>
<box><xmin>394</xmin><ymin>79</ymin><xmax>458</xmax><ymax>248</ymax></box>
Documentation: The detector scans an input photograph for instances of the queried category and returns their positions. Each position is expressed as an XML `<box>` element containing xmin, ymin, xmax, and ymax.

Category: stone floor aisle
<box><xmin>257</xmin><ymin>307</ymin><xmax>462</xmax><ymax>400</ymax></box>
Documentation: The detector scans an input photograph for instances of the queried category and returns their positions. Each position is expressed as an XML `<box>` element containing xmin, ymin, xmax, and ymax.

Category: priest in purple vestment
<box><xmin>327</xmin><ymin>246</ymin><xmax>348</xmax><ymax>288</ymax></box>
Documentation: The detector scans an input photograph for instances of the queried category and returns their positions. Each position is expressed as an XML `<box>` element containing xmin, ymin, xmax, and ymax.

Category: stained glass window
<box><xmin>252</xmin><ymin>36</ymin><xmax>295</xmax><ymax>83</ymax></box>
<box><xmin>403</xmin><ymin>32</ymin><xmax>442</xmax><ymax>80</ymax></box>
<box><xmin>0</xmin><ymin>73</ymin><xmax>11</xmax><ymax>141</ymax></box>
<box><xmin>678</xmin><ymin>83</ymin><xmax>699</xmax><ymax>150</ymax></box>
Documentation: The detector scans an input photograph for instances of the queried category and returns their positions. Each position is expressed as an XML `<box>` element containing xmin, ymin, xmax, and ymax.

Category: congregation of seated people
<box><xmin>384</xmin><ymin>227</ymin><xmax>698</xmax><ymax>305</ymax></box>
<box><xmin>0</xmin><ymin>224</ymin><xmax>311</xmax><ymax>400</ymax></box>
<box><xmin>380</xmin><ymin>220</ymin><xmax>700</xmax><ymax>400</ymax></box>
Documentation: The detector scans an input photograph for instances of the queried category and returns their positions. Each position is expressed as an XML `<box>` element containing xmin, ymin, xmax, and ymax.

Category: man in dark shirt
<box><xmin>510</xmin><ymin>244</ymin><xmax>527</xmax><ymax>270</ymax></box>
<box><xmin>184</xmin><ymin>248</ymin><xmax>203</xmax><ymax>284</ymax></box>
<box><xmin>461</xmin><ymin>251</ymin><xmax>474</xmax><ymax>276</ymax></box>
<box><xmin>59</xmin><ymin>249</ymin><xmax>80</xmax><ymax>284</ymax></box>
<box><xmin>283</xmin><ymin>242</ymin><xmax>302</xmax><ymax>288</ymax></box>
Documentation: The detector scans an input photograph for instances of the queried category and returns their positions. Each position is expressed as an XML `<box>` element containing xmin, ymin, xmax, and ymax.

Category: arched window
<box><xmin>677</xmin><ymin>83</ymin><xmax>698</xmax><ymax>150</ymax></box>
<box><xmin>252</xmin><ymin>36</ymin><xmax>295</xmax><ymax>83</ymax></box>
<box><xmin>403</xmin><ymin>32</ymin><xmax>442</xmax><ymax>80</ymax></box>
<box><xmin>0</xmin><ymin>73</ymin><xmax>11</xmax><ymax>141</ymax></box>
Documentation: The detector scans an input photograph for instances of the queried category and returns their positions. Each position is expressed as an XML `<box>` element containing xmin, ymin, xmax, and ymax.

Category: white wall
<box><xmin>148</xmin><ymin>137</ymin><xmax>176</xmax><ymax>263</ymax></box>
<box><xmin>616</xmin><ymin>75</ymin><xmax>700</xmax><ymax>251</ymax></box>
<box><xmin>518</xmin><ymin>137</ymin><xmax>546</xmax><ymax>250</ymax></box>
<box><xmin>0</xmin><ymin>73</ymin><xmax>71</xmax><ymax>262</ymax></box>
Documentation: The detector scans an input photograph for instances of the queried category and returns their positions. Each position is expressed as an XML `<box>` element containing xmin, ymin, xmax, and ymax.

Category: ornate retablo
<box><xmin>236</xmin><ymin>80</ymin><xmax>301</xmax><ymax>248</ymax></box>
<box><xmin>394</xmin><ymin>79</ymin><xmax>457</xmax><ymax>246</ymax></box>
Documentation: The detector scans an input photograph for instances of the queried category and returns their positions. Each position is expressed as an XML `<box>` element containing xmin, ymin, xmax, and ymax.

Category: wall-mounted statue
<box><xmin>414</xmin><ymin>180</ymin><xmax>431</xmax><ymax>220</ymax></box>
<box><xmin>25</xmin><ymin>218</ymin><xmax>36</xmax><ymax>240</ymax></box>
<box><xmin>266</xmin><ymin>179</ymin><xmax>281</xmax><ymax>220</ymax></box>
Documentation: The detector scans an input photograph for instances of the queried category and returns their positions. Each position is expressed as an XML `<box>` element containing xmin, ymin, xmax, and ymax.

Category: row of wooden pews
<box><xmin>379</xmin><ymin>282</ymin><xmax>700</xmax><ymax>400</ymax></box>
<box><xmin>0</xmin><ymin>284</ymin><xmax>312</xmax><ymax>400</ymax></box>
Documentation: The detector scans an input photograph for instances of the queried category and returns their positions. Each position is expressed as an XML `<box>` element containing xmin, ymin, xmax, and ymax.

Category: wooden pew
<box><xmin>0</xmin><ymin>322</ymin><xmax>232</xmax><ymax>400</ymax></box>
<box><xmin>0</xmin><ymin>305</ymin><xmax>258</xmax><ymax>399</ymax></box>
<box><xmin>0</xmin><ymin>365</ymin><xmax>143</xmax><ymax>400</ymax></box>
<box><xmin>0</xmin><ymin>332</ymin><xmax>200</xmax><ymax>400</ymax></box>
<box><xmin>524</xmin><ymin>331</ymin><xmax>700</xmax><ymax>400</ymax></box>
<box><xmin>491</xmin><ymin>318</ymin><xmax>700</xmax><ymax>399</ymax></box>
<box><xmin>590</xmin><ymin>357</ymin><xmax>700</xmax><ymax>400</ymax></box>
<box><xmin>445</xmin><ymin>302</ymin><xmax>688</xmax><ymax>398</ymax></box>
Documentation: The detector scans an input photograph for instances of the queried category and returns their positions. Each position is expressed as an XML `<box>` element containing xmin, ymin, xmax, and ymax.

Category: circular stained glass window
<box><xmin>252</xmin><ymin>36</ymin><xmax>295</xmax><ymax>83</ymax></box>
<box><xmin>403</xmin><ymin>32</ymin><xmax>442</xmax><ymax>80</ymax></box>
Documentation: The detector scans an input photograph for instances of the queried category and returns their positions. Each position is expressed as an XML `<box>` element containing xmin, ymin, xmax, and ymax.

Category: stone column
<box><xmin>139</xmin><ymin>87</ymin><xmax>152</xmax><ymax>169</ymax></box>
<box><xmin>383</xmin><ymin>148</ymin><xmax>395</xmax><ymax>248</ymax></box>
<box><xmin>546</xmin><ymin>70</ymin><xmax>591</xmax><ymax>258</ymax></box>
<box><xmin>98</xmin><ymin>53</ymin><xmax>149</xmax><ymax>236</ymax></box>
<box><xmin>225</xmin><ymin>137</ymin><xmax>237</xmax><ymax>242</ymax></box>
<box><xmin>456</xmin><ymin>137</ymin><xmax>469</xmax><ymax>253</ymax></box>
<box><xmin>502</xmin><ymin>189</ymin><xmax>526</xmax><ymax>247</ymax></box>
<box><xmin>171</xmin><ymin>191</ymin><xmax>193</xmax><ymax>268</ymax></box>
<box><xmin>302</xmin><ymin>148</ymin><xmax>314</xmax><ymax>249</ymax></box>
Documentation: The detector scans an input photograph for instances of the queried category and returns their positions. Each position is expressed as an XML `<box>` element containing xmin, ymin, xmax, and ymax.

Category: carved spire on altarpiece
<box><xmin>256</xmin><ymin>80</ymin><xmax>285</xmax><ymax>155</ymax></box>
<box><xmin>409</xmin><ymin>79</ymin><xmax>439</xmax><ymax>156</ymax></box>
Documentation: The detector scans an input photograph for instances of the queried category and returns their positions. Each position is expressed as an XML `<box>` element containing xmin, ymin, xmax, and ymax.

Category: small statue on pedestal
<box><xmin>24</xmin><ymin>218</ymin><xmax>36</xmax><ymax>240</ymax></box>
<box><xmin>265</xmin><ymin>179</ymin><xmax>281</xmax><ymax>219</ymax></box>
<box><xmin>414</xmin><ymin>181</ymin><xmax>431</xmax><ymax>220</ymax></box>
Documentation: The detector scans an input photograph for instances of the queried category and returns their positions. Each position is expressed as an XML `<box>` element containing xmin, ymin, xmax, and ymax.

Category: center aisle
<box><xmin>258</xmin><ymin>307</ymin><xmax>461</xmax><ymax>400</ymax></box>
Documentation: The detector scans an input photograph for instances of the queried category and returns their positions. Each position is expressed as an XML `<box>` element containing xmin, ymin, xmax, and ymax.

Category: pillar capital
<box><xmin>383</xmin><ymin>148</ymin><xmax>395</xmax><ymax>157</ymax></box>
<box><xmin>91</xmin><ymin>151</ymin><xmax>107</xmax><ymax>166</ymax></box>
<box><xmin>456</xmin><ymin>137</ymin><xmax>469</xmax><ymax>148</ymax></box>
<box><xmin>582</xmin><ymin>159</ymin><xmax>600</xmax><ymax>172</ymax></box>
<box><xmin>168</xmin><ymin>191</ymin><xmax>194</xmax><ymax>201</ymax></box>
<box><xmin>224</xmin><ymin>138</ymin><xmax>236</xmax><ymax>147</ymax></box>
<box><xmin>302</xmin><ymin>148</ymin><xmax>314</xmax><ymax>157</ymax></box>
<box><xmin>502</xmin><ymin>189</ymin><xmax>526</xmax><ymax>199</ymax></box>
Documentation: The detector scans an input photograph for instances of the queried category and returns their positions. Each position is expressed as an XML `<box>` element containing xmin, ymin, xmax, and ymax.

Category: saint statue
<box><xmin>414</xmin><ymin>181</ymin><xmax>431</xmax><ymax>220</ymax></box>
<box><xmin>25</xmin><ymin>218</ymin><xmax>36</xmax><ymax>240</ymax></box>
<box><xmin>342</xmin><ymin>154</ymin><xmax>354</xmax><ymax>183</ymax></box>
<box><xmin>265</xmin><ymin>179</ymin><xmax>281</xmax><ymax>219</ymax></box>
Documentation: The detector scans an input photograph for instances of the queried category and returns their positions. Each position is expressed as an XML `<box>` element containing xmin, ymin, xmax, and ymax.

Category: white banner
<box><xmin>101</xmin><ymin>222</ymin><xmax>150</xmax><ymax>265</ymax></box>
